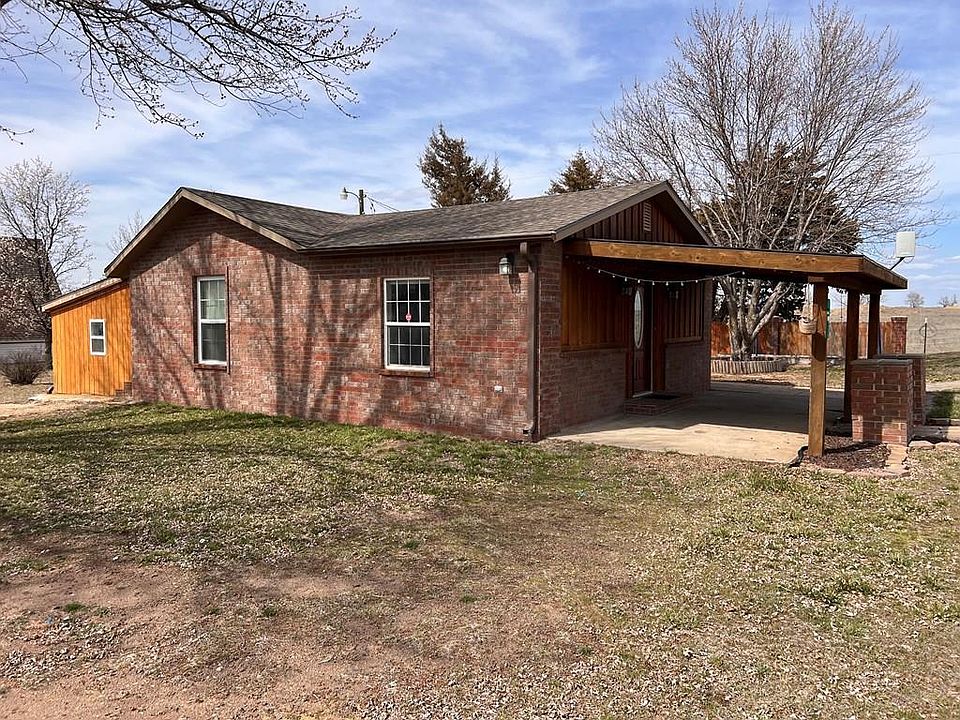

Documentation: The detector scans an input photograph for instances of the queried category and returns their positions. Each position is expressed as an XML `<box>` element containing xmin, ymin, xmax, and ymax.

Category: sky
<box><xmin>1</xmin><ymin>0</ymin><xmax>958</xmax><ymax>306</ymax></box>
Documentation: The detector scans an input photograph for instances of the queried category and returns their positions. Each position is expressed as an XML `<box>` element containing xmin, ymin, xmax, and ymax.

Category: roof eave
<box><xmin>41</xmin><ymin>277</ymin><xmax>127</xmax><ymax>313</ymax></box>
<box><xmin>299</xmin><ymin>231</ymin><xmax>555</xmax><ymax>254</ymax></box>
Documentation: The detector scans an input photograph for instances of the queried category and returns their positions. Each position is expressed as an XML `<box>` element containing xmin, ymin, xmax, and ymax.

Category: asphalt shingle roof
<box><xmin>187</xmin><ymin>183</ymin><xmax>660</xmax><ymax>251</ymax></box>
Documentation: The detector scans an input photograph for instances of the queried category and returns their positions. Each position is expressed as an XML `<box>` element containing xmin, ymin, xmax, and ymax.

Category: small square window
<box><xmin>89</xmin><ymin>319</ymin><xmax>106</xmax><ymax>356</ymax></box>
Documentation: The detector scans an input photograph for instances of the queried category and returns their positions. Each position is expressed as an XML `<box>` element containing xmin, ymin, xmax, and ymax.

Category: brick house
<box><xmin>43</xmin><ymin>182</ymin><xmax>911</xmax><ymax>453</ymax></box>
<box><xmin>44</xmin><ymin>183</ymin><xmax>716</xmax><ymax>439</ymax></box>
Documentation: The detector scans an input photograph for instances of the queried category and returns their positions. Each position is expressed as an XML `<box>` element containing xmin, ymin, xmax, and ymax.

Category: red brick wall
<box><xmin>558</xmin><ymin>349</ymin><xmax>627</xmax><ymax>427</ymax></box>
<box><xmin>887</xmin><ymin>317</ymin><xmax>908</xmax><ymax>356</ymax></box>
<box><xmin>850</xmin><ymin>358</ymin><xmax>914</xmax><ymax>445</ymax></box>
<box><xmin>128</xmin><ymin>207</ymin><xmax>531</xmax><ymax>439</ymax></box>
<box><xmin>881</xmin><ymin>354</ymin><xmax>926</xmax><ymax>426</ymax></box>
<box><xmin>663</xmin><ymin>281</ymin><xmax>712</xmax><ymax>395</ymax></box>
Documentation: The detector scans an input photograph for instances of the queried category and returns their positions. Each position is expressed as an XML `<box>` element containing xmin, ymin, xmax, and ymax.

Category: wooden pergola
<box><xmin>566</xmin><ymin>240</ymin><xmax>909</xmax><ymax>457</ymax></box>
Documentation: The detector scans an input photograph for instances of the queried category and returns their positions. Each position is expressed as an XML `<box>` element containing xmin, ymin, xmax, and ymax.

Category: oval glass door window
<box><xmin>634</xmin><ymin>290</ymin><xmax>644</xmax><ymax>349</ymax></box>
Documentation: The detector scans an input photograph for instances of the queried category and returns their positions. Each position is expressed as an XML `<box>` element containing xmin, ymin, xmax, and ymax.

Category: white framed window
<box><xmin>384</xmin><ymin>278</ymin><xmax>431</xmax><ymax>370</ymax></box>
<box><xmin>197</xmin><ymin>276</ymin><xmax>227</xmax><ymax>365</ymax></box>
<box><xmin>89</xmin><ymin>318</ymin><xmax>106</xmax><ymax>356</ymax></box>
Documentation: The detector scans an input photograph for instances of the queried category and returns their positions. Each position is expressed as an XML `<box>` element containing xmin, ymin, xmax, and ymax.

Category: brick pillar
<box><xmin>850</xmin><ymin>358</ymin><xmax>914</xmax><ymax>445</ymax></box>
<box><xmin>888</xmin><ymin>316</ymin><xmax>908</xmax><ymax>354</ymax></box>
<box><xmin>881</xmin><ymin>354</ymin><xmax>926</xmax><ymax>427</ymax></box>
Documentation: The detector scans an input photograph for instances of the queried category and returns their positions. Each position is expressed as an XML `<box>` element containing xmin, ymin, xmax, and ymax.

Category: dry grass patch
<box><xmin>0</xmin><ymin>405</ymin><xmax>957</xmax><ymax>718</ymax></box>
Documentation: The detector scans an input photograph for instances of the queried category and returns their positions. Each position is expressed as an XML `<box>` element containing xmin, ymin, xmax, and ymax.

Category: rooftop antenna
<box><xmin>890</xmin><ymin>230</ymin><xmax>916</xmax><ymax>269</ymax></box>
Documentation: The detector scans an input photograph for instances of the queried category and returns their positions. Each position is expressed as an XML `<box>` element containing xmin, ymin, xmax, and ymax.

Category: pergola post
<box><xmin>808</xmin><ymin>283</ymin><xmax>829</xmax><ymax>457</ymax></box>
<box><xmin>843</xmin><ymin>290</ymin><xmax>861</xmax><ymax>421</ymax></box>
<box><xmin>867</xmin><ymin>293</ymin><xmax>881</xmax><ymax>358</ymax></box>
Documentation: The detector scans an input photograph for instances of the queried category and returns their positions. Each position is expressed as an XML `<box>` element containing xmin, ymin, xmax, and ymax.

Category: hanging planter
<box><xmin>798</xmin><ymin>303</ymin><xmax>817</xmax><ymax>335</ymax></box>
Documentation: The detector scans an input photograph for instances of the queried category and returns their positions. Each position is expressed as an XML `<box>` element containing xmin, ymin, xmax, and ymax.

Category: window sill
<box><xmin>380</xmin><ymin>368</ymin><xmax>434</xmax><ymax>379</ymax></box>
<box><xmin>194</xmin><ymin>362</ymin><xmax>228</xmax><ymax>372</ymax></box>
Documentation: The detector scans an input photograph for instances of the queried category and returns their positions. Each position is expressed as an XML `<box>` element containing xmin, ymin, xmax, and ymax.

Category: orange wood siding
<box><xmin>571</xmin><ymin>201</ymin><xmax>686</xmax><ymax>244</ymax></box>
<box><xmin>561</xmin><ymin>262</ymin><xmax>630</xmax><ymax>350</ymax></box>
<box><xmin>50</xmin><ymin>283</ymin><xmax>132</xmax><ymax>395</ymax></box>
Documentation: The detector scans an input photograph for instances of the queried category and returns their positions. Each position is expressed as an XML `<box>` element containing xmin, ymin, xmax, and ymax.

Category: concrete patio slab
<box><xmin>553</xmin><ymin>381</ymin><xmax>844</xmax><ymax>464</ymax></box>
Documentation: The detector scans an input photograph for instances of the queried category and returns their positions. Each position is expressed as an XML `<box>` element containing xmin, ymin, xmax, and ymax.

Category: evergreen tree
<box><xmin>547</xmin><ymin>150</ymin><xmax>604</xmax><ymax>194</ymax></box>
<box><xmin>418</xmin><ymin>125</ymin><xmax>511</xmax><ymax>207</ymax></box>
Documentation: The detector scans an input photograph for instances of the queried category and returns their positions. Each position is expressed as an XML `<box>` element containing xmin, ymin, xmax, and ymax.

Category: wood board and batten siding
<box><xmin>561</xmin><ymin>262</ymin><xmax>630</xmax><ymax>350</ymax></box>
<box><xmin>570</xmin><ymin>200</ymin><xmax>687</xmax><ymax>245</ymax></box>
<box><xmin>50</xmin><ymin>282</ymin><xmax>132</xmax><ymax>396</ymax></box>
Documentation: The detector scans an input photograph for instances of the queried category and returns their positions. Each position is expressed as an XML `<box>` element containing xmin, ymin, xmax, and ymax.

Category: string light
<box><xmin>572</xmin><ymin>259</ymin><xmax>745</xmax><ymax>287</ymax></box>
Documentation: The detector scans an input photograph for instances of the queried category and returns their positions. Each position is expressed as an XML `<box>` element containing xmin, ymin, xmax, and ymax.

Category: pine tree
<box><xmin>547</xmin><ymin>150</ymin><xmax>604</xmax><ymax>194</ymax></box>
<box><xmin>418</xmin><ymin>125</ymin><xmax>511</xmax><ymax>207</ymax></box>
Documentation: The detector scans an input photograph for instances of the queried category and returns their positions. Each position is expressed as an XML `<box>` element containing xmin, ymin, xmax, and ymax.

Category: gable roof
<box><xmin>105</xmin><ymin>181</ymin><xmax>708</xmax><ymax>277</ymax></box>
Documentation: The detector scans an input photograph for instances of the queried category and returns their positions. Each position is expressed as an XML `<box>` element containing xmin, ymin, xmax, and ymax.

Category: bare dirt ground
<box><xmin>0</xmin><ymin>373</ymin><xmax>52</xmax><ymax>405</ymax></box>
<box><xmin>0</xmin><ymin>374</ymin><xmax>114</xmax><ymax>423</ymax></box>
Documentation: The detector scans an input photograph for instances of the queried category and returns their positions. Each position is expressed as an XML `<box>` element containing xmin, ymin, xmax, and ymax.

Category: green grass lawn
<box><xmin>0</xmin><ymin>404</ymin><xmax>958</xmax><ymax>717</ymax></box>
<box><xmin>930</xmin><ymin>391</ymin><xmax>960</xmax><ymax>419</ymax></box>
<box><xmin>926</xmin><ymin>352</ymin><xmax>960</xmax><ymax>383</ymax></box>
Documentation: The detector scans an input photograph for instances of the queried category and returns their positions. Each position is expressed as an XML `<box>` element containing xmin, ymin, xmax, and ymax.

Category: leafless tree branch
<box><xmin>0</xmin><ymin>158</ymin><xmax>90</xmax><ymax>353</ymax></box>
<box><xmin>594</xmin><ymin>2</ymin><xmax>940</xmax><ymax>359</ymax></box>
<box><xmin>1</xmin><ymin>0</ymin><xmax>391</xmax><ymax>135</ymax></box>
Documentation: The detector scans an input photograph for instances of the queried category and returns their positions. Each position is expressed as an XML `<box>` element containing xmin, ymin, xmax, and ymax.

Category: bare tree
<box><xmin>906</xmin><ymin>291</ymin><xmax>924</xmax><ymax>308</ymax></box>
<box><xmin>107</xmin><ymin>210</ymin><xmax>144</xmax><ymax>257</ymax></box>
<box><xmin>1</xmin><ymin>1</ymin><xmax>390</xmax><ymax>135</ymax></box>
<box><xmin>938</xmin><ymin>295</ymin><xmax>957</xmax><ymax>308</ymax></box>
<box><xmin>594</xmin><ymin>3</ymin><xmax>935</xmax><ymax>360</ymax></box>
<box><xmin>0</xmin><ymin>158</ymin><xmax>90</xmax><ymax>353</ymax></box>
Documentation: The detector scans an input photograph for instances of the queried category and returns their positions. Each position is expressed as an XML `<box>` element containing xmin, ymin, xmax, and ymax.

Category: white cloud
<box><xmin>1</xmin><ymin>0</ymin><xmax>959</xmax><ymax>302</ymax></box>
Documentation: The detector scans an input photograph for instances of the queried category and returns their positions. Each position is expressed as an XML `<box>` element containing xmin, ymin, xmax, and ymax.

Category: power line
<box><xmin>365</xmin><ymin>195</ymin><xmax>401</xmax><ymax>213</ymax></box>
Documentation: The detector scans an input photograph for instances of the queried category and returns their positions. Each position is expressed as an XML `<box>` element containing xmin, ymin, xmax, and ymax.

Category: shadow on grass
<box><xmin>0</xmin><ymin>404</ymin><xmax>626</xmax><ymax>566</ymax></box>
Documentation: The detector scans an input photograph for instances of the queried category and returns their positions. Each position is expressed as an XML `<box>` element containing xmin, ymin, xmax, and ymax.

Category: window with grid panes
<box><xmin>383</xmin><ymin>278</ymin><xmax>430</xmax><ymax>370</ymax></box>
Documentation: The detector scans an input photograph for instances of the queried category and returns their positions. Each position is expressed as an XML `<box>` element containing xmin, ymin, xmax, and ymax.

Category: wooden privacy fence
<box><xmin>711</xmin><ymin>316</ymin><xmax>908</xmax><ymax>358</ymax></box>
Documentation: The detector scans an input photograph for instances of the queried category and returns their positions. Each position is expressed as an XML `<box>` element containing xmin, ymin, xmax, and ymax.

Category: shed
<box><xmin>42</xmin><ymin>278</ymin><xmax>132</xmax><ymax>396</ymax></box>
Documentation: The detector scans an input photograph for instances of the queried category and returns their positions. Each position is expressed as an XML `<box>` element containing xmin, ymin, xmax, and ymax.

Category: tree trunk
<box><xmin>720</xmin><ymin>278</ymin><xmax>788</xmax><ymax>361</ymax></box>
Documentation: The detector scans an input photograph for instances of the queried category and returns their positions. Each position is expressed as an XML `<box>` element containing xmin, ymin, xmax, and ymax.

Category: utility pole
<box><xmin>339</xmin><ymin>187</ymin><xmax>366</xmax><ymax>215</ymax></box>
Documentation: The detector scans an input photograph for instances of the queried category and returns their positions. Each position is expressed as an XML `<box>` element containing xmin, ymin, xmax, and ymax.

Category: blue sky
<box><xmin>1</xmin><ymin>0</ymin><xmax>958</xmax><ymax>305</ymax></box>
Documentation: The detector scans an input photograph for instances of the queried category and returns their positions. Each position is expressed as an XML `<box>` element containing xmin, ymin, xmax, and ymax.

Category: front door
<box><xmin>632</xmin><ymin>285</ymin><xmax>650</xmax><ymax>395</ymax></box>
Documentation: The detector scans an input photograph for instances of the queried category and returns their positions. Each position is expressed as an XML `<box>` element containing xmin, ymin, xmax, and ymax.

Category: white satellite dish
<box><xmin>895</xmin><ymin>231</ymin><xmax>917</xmax><ymax>259</ymax></box>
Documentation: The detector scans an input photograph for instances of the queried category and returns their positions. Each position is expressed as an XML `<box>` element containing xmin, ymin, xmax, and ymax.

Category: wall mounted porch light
<box><xmin>498</xmin><ymin>253</ymin><xmax>515</xmax><ymax>276</ymax></box>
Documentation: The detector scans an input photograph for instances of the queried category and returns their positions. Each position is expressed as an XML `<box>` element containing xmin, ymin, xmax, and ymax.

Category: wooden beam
<box><xmin>843</xmin><ymin>290</ymin><xmax>861</xmax><ymax>420</ymax></box>
<box><xmin>808</xmin><ymin>283</ymin><xmax>829</xmax><ymax>458</ymax></box>
<box><xmin>565</xmin><ymin>239</ymin><xmax>908</xmax><ymax>290</ymax></box>
<box><xmin>867</xmin><ymin>293</ymin><xmax>881</xmax><ymax>358</ymax></box>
